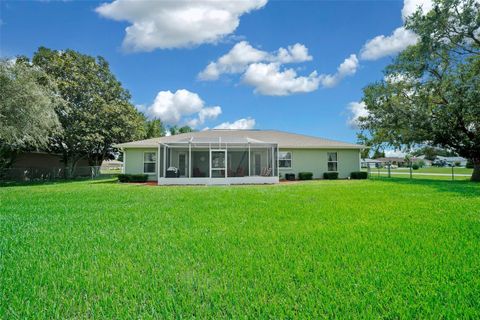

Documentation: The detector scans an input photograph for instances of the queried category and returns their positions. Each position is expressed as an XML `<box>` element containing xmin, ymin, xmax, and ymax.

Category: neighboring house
<box><xmin>433</xmin><ymin>156</ymin><xmax>467</xmax><ymax>167</ymax></box>
<box><xmin>100</xmin><ymin>159</ymin><xmax>123</xmax><ymax>171</ymax></box>
<box><xmin>361</xmin><ymin>158</ymin><xmax>382</xmax><ymax>168</ymax></box>
<box><xmin>116</xmin><ymin>129</ymin><xmax>364</xmax><ymax>185</ymax></box>
<box><xmin>12</xmin><ymin>152</ymin><xmax>90</xmax><ymax>169</ymax></box>
<box><xmin>375</xmin><ymin>157</ymin><xmax>407</xmax><ymax>167</ymax></box>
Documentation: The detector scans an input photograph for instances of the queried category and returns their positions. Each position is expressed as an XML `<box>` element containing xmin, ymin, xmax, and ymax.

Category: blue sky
<box><xmin>0</xmin><ymin>0</ymin><xmax>427</xmax><ymax>143</ymax></box>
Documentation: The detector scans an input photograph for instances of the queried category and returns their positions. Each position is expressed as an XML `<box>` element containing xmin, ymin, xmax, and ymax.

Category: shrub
<box><xmin>412</xmin><ymin>163</ymin><xmax>420</xmax><ymax>170</ymax></box>
<box><xmin>298</xmin><ymin>172</ymin><xmax>313</xmax><ymax>180</ymax></box>
<box><xmin>323</xmin><ymin>172</ymin><xmax>338</xmax><ymax>180</ymax></box>
<box><xmin>118</xmin><ymin>174</ymin><xmax>149</xmax><ymax>183</ymax></box>
<box><xmin>350</xmin><ymin>171</ymin><xmax>368</xmax><ymax>179</ymax></box>
<box><xmin>284</xmin><ymin>173</ymin><xmax>296</xmax><ymax>181</ymax></box>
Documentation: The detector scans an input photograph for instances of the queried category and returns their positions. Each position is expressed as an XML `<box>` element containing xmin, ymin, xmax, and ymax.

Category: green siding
<box><xmin>124</xmin><ymin>147</ymin><xmax>360</xmax><ymax>181</ymax></box>
<box><xmin>279</xmin><ymin>148</ymin><xmax>360</xmax><ymax>179</ymax></box>
<box><xmin>124</xmin><ymin>148</ymin><xmax>159</xmax><ymax>181</ymax></box>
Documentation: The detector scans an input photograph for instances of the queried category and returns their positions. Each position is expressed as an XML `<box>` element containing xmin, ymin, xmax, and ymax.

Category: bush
<box><xmin>350</xmin><ymin>171</ymin><xmax>368</xmax><ymax>179</ymax></box>
<box><xmin>323</xmin><ymin>172</ymin><xmax>338</xmax><ymax>180</ymax></box>
<box><xmin>298</xmin><ymin>172</ymin><xmax>313</xmax><ymax>180</ymax></box>
<box><xmin>284</xmin><ymin>173</ymin><xmax>296</xmax><ymax>181</ymax></box>
<box><xmin>412</xmin><ymin>163</ymin><xmax>420</xmax><ymax>170</ymax></box>
<box><xmin>118</xmin><ymin>174</ymin><xmax>149</xmax><ymax>183</ymax></box>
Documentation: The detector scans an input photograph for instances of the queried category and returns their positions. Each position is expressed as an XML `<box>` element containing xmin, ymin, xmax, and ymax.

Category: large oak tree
<box><xmin>31</xmin><ymin>48</ymin><xmax>145</xmax><ymax>174</ymax></box>
<box><xmin>359</xmin><ymin>0</ymin><xmax>480</xmax><ymax>181</ymax></box>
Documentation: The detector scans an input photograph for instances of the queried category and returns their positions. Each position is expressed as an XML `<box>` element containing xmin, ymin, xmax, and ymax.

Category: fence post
<box><xmin>367</xmin><ymin>165</ymin><xmax>371</xmax><ymax>179</ymax></box>
<box><xmin>388</xmin><ymin>163</ymin><xmax>391</xmax><ymax>178</ymax></box>
<box><xmin>452</xmin><ymin>165</ymin><xmax>454</xmax><ymax>181</ymax></box>
<box><xmin>410</xmin><ymin>161</ymin><xmax>413</xmax><ymax>179</ymax></box>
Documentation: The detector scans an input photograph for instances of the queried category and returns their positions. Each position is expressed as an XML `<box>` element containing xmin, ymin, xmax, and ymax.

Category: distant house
<box><xmin>361</xmin><ymin>158</ymin><xmax>382</xmax><ymax>168</ymax></box>
<box><xmin>375</xmin><ymin>157</ymin><xmax>407</xmax><ymax>167</ymax></box>
<box><xmin>433</xmin><ymin>156</ymin><xmax>467</xmax><ymax>167</ymax></box>
<box><xmin>116</xmin><ymin>129</ymin><xmax>365</xmax><ymax>185</ymax></box>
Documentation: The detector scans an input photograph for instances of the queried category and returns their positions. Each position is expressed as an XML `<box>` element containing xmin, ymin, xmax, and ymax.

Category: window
<box><xmin>143</xmin><ymin>152</ymin><xmax>156</xmax><ymax>174</ymax></box>
<box><xmin>327</xmin><ymin>152</ymin><xmax>338</xmax><ymax>171</ymax></box>
<box><xmin>279</xmin><ymin>152</ymin><xmax>292</xmax><ymax>168</ymax></box>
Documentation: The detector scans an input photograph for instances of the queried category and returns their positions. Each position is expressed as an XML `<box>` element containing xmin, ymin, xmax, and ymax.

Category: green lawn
<box><xmin>1</xmin><ymin>178</ymin><xmax>480</xmax><ymax>318</ymax></box>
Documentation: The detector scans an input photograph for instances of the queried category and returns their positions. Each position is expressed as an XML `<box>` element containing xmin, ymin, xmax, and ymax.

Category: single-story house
<box><xmin>116</xmin><ymin>129</ymin><xmax>364</xmax><ymax>185</ymax></box>
<box><xmin>361</xmin><ymin>158</ymin><xmax>382</xmax><ymax>168</ymax></box>
<box><xmin>433</xmin><ymin>156</ymin><xmax>467</xmax><ymax>167</ymax></box>
<box><xmin>375</xmin><ymin>157</ymin><xmax>407</xmax><ymax>167</ymax></box>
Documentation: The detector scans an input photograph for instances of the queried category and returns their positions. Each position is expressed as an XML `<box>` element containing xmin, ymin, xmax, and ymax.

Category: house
<box><xmin>433</xmin><ymin>156</ymin><xmax>467</xmax><ymax>167</ymax></box>
<box><xmin>361</xmin><ymin>158</ymin><xmax>382</xmax><ymax>168</ymax></box>
<box><xmin>116</xmin><ymin>129</ymin><xmax>364</xmax><ymax>185</ymax></box>
<box><xmin>375</xmin><ymin>157</ymin><xmax>407</xmax><ymax>167</ymax></box>
<box><xmin>5</xmin><ymin>151</ymin><xmax>91</xmax><ymax>181</ymax></box>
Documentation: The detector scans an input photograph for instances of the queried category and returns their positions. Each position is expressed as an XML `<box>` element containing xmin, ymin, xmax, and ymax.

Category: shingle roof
<box><xmin>115</xmin><ymin>129</ymin><xmax>364</xmax><ymax>149</ymax></box>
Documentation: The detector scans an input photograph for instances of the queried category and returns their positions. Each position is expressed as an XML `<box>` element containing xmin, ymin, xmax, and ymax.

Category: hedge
<box><xmin>284</xmin><ymin>173</ymin><xmax>296</xmax><ymax>181</ymax></box>
<box><xmin>350</xmin><ymin>171</ymin><xmax>368</xmax><ymax>179</ymax></box>
<box><xmin>298</xmin><ymin>172</ymin><xmax>313</xmax><ymax>180</ymax></box>
<box><xmin>118</xmin><ymin>174</ymin><xmax>149</xmax><ymax>183</ymax></box>
<box><xmin>323</xmin><ymin>172</ymin><xmax>338</xmax><ymax>180</ymax></box>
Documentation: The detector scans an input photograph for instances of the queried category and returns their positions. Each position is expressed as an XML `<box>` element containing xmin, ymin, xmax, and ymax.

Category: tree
<box><xmin>169</xmin><ymin>125</ymin><xmax>194</xmax><ymax>136</ymax></box>
<box><xmin>0</xmin><ymin>60</ymin><xmax>61</xmax><ymax>169</ymax></box>
<box><xmin>411</xmin><ymin>146</ymin><xmax>457</xmax><ymax>160</ymax></box>
<box><xmin>358</xmin><ymin>0</ymin><xmax>480</xmax><ymax>181</ymax></box>
<box><xmin>31</xmin><ymin>48</ymin><xmax>145</xmax><ymax>174</ymax></box>
<box><xmin>145</xmin><ymin>118</ymin><xmax>166</xmax><ymax>138</ymax></box>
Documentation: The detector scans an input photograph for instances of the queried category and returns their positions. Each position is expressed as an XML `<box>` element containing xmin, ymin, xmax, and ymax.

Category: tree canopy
<box><xmin>31</xmin><ymin>48</ymin><xmax>146</xmax><ymax>170</ymax></box>
<box><xmin>0</xmin><ymin>60</ymin><xmax>61</xmax><ymax>168</ymax></box>
<box><xmin>358</xmin><ymin>0</ymin><xmax>480</xmax><ymax>181</ymax></box>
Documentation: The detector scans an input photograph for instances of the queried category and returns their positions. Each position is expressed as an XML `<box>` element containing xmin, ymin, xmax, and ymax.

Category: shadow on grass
<box><xmin>0</xmin><ymin>176</ymin><xmax>118</xmax><ymax>188</ymax></box>
<box><xmin>370</xmin><ymin>176</ymin><xmax>480</xmax><ymax>197</ymax></box>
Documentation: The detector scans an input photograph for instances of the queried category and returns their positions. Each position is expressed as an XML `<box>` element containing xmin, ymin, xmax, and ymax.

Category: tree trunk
<box><xmin>471</xmin><ymin>158</ymin><xmax>480</xmax><ymax>182</ymax></box>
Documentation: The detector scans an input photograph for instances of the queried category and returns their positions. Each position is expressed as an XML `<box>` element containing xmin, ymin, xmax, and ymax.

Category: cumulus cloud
<box><xmin>242</xmin><ymin>63</ymin><xmax>320</xmax><ymax>96</ymax></box>
<box><xmin>402</xmin><ymin>0</ymin><xmax>433</xmax><ymax>20</ymax></box>
<box><xmin>320</xmin><ymin>54</ymin><xmax>359</xmax><ymax>87</ymax></box>
<box><xmin>95</xmin><ymin>0</ymin><xmax>267</xmax><ymax>51</ymax></box>
<box><xmin>360</xmin><ymin>27</ymin><xmax>419</xmax><ymax>60</ymax></box>
<box><xmin>200</xmin><ymin>41</ymin><xmax>356</xmax><ymax>95</ymax></box>
<box><xmin>143</xmin><ymin>89</ymin><xmax>221</xmax><ymax>128</ymax></box>
<box><xmin>346</xmin><ymin>101</ymin><xmax>369</xmax><ymax>128</ymax></box>
<box><xmin>214</xmin><ymin>118</ymin><xmax>256</xmax><ymax>129</ymax></box>
<box><xmin>198</xmin><ymin>41</ymin><xmax>312</xmax><ymax>80</ymax></box>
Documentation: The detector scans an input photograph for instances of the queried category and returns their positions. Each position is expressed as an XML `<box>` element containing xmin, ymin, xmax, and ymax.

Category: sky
<box><xmin>0</xmin><ymin>0</ymin><xmax>432</xmax><ymax>144</ymax></box>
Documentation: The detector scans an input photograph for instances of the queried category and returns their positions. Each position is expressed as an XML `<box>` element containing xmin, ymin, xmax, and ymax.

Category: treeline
<box><xmin>0</xmin><ymin>47</ymin><xmax>189</xmax><ymax>175</ymax></box>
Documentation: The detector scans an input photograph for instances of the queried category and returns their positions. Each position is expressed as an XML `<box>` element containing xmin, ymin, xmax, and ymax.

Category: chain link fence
<box><xmin>0</xmin><ymin>166</ymin><xmax>106</xmax><ymax>182</ymax></box>
<box><xmin>364</xmin><ymin>163</ymin><xmax>472</xmax><ymax>181</ymax></box>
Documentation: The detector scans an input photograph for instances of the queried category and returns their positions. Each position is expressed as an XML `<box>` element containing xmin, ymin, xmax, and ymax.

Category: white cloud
<box><xmin>243</xmin><ymin>63</ymin><xmax>320</xmax><ymax>96</ymax></box>
<box><xmin>198</xmin><ymin>41</ymin><xmax>312</xmax><ymax>80</ymax></box>
<box><xmin>214</xmin><ymin>118</ymin><xmax>256</xmax><ymax>129</ymax></box>
<box><xmin>402</xmin><ymin>0</ymin><xmax>433</xmax><ymax>21</ymax></box>
<box><xmin>186</xmin><ymin>106</ymin><xmax>222</xmax><ymax>127</ymax></box>
<box><xmin>320</xmin><ymin>54</ymin><xmax>359</xmax><ymax>87</ymax></box>
<box><xmin>360</xmin><ymin>27</ymin><xmax>419</xmax><ymax>60</ymax></box>
<box><xmin>346</xmin><ymin>101</ymin><xmax>368</xmax><ymax>128</ymax></box>
<box><xmin>144</xmin><ymin>89</ymin><xmax>221</xmax><ymax>127</ymax></box>
<box><xmin>95</xmin><ymin>0</ymin><xmax>267</xmax><ymax>51</ymax></box>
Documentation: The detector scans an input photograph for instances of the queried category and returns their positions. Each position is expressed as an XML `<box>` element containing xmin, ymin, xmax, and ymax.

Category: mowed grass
<box><xmin>1</xmin><ymin>179</ymin><xmax>480</xmax><ymax>318</ymax></box>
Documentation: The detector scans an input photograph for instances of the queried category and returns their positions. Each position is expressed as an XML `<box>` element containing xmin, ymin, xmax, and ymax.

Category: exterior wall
<box><xmin>124</xmin><ymin>147</ymin><xmax>361</xmax><ymax>182</ymax></box>
<box><xmin>13</xmin><ymin>152</ymin><xmax>89</xmax><ymax>168</ymax></box>
<box><xmin>278</xmin><ymin>148</ymin><xmax>360</xmax><ymax>179</ymax></box>
<box><xmin>124</xmin><ymin>148</ymin><xmax>159</xmax><ymax>181</ymax></box>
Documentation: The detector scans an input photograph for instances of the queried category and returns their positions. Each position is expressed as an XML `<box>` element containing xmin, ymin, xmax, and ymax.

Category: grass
<box><xmin>1</xmin><ymin>178</ymin><xmax>480</xmax><ymax>318</ymax></box>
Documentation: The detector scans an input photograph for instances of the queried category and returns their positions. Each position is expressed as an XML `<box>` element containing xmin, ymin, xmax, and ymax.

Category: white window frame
<box><xmin>143</xmin><ymin>151</ymin><xmax>157</xmax><ymax>174</ymax></box>
<box><xmin>327</xmin><ymin>152</ymin><xmax>338</xmax><ymax>172</ymax></box>
<box><xmin>279</xmin><ymin>151</ymin><xmax>292</xmax><ymax>169</ymax></box>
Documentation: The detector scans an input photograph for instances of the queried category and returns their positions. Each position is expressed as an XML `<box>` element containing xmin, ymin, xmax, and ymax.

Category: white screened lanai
<box><xmin>157</xmin><ymin>136</ymin><xmax>279</xmax><ymax>185</ymax></box>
